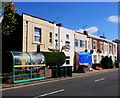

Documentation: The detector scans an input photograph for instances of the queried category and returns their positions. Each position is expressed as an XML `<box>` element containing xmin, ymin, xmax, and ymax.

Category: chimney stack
<box><xmin>83</xmin><ymin>31</ymin><xmax>88</xmax><ymax>35</ymax></box>
<box><xmin>56</xmin><ymin>23</ymin><xmax>62</xmax><ymax>27</ymax></box>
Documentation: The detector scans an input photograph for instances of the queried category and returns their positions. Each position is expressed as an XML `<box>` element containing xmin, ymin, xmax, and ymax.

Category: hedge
<box><xmin>40</xmin><ymin>52</ymin><xmax>66</xmax><ymax>67</ymax></box>
<box><xmin>100</xmin><ymin>56</ymin><xmax>113</xmax><ymax>69</ymax></box>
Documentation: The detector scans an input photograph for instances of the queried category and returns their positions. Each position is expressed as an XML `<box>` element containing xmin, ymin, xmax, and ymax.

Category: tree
<box><xmin>2</xmin><ymin>2</ymin><xmax>18</xmax><ymax>35</ymax></box>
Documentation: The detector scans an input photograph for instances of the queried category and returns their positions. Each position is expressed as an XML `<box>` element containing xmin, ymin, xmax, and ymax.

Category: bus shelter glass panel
<box><xmin>13</xmin><ymin>52</ymin><xmax>31</xmax><ymax>82</ymax></box>
<box><xmin>28</xmin><ymin>53</ymin><xmax>46</xmax><ymax>78</ymax></box>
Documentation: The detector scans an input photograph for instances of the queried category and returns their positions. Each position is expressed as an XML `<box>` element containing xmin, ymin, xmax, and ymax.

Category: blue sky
<box><xmin>15</xmin><ymin>2</ymin><xmax>118</xmax><ymax>40</ymax></box>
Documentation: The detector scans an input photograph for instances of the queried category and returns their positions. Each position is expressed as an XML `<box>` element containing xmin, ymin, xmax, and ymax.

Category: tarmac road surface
<box><xmin>2</xmin><ymin>69</ymin><xmax>119</xmax><ymax>97</ymax></box>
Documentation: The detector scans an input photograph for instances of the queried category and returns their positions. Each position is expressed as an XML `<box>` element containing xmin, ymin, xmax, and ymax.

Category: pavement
<box><xmin>1</xmin><ymin>68</ymin><xmax>119</xmax><ymax>89</ymax></box>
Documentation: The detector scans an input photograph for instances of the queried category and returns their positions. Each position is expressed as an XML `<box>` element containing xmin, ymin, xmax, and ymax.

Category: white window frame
<box><xmin>75</xmin><ymin>39</ymin><xmax>78</xmax><ymax>47</ymax></box>
<box><xmin>93</xmin><ymin>40</ymin><xmax>96</xmax><ymax>49</ymax></box>
<box><xmin>80</xmin><ymin>40</ymin><xmax>84</xmax><ymax>47</ymax></box>
<box><xmin>49</xmin><ymin>32</ymin><xmax>52</xmax><ymax>44</ymax></box>
<box><xmin>34</xmin><ymin>27</ymin><xmax>41</xmax><ymax>43</ymax></box>
<box><xmin>66</xmin><ymin>34</ymin><xmax>69</xmax><ymax>39</ymax></box>
<box><xmin>109</xmin><ymin>44</ymin><xmax>112</xmax><ymax>54</ymax></box>
<box><xmin>65</xmin><ymin>41</ymin><xmax>70</xmax><ymax>48</ymax></box>
<box><xmin>66</xmin><ymin>56</ymin><xmax>70</xmax><ymax>65</ymax></box>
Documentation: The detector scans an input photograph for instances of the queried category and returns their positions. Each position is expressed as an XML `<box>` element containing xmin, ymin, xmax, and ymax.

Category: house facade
<box><xmin>113</xmin><ymin>39</ymin><xmax>120</xmax><ymax>63</ymax></box>
<box><xmin>74</xmin><ymin>31</ymin><xmax>88</xmax><ymax>52</ymax></box>
<box><xmin>54</xmin><ymin>24</ymin><xmax>75</xmax><ymax>67</ymax></box>
<box><xmin>22</xmin><ymin>13</ymin><xmax>55</xmax><ymax>52</ymax></box>
<box><xmin>3</xmin><ymin>12</ymin><xmax>117</xmax><ymax>69</ymax></box>
<box><xmin>22</xmin><ymin>13</ymin><xmax>117</xmax><ymax>66</ymax></box>
<box><xmin>87</xmin><ymin>33</ymin><xmax>117</xmax><ymax>64</ymax></box>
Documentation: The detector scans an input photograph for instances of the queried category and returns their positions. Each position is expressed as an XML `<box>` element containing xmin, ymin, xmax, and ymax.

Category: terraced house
<box><xmin>86</xmin><ymin>33</ymin><xmax>117</xmax><ymax>64</ymax></box>
<box><xmin>3</xmin><ymin>12</ymin><xmax>118</xmax><ymax>69</ymax></box>
<box><xmin>22</xmin><ymin>13</ymin><xmax>55</xmax><ymax>52</ymax></box>
<box><xmin>54</xmin><ymin>24</ymin><xmax>75</xmax><ymax>67</ymax></box>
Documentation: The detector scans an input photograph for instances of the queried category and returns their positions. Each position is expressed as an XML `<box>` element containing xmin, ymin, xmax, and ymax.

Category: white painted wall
<box><xmin>59</xmin><ymin>27</ymin><xmax>75</xmax><ymax>67</ymax></box>
<box><xmin>54</xmin><ymin>24</ymin><xmax>59</xmax><ymax>50</ymax></box>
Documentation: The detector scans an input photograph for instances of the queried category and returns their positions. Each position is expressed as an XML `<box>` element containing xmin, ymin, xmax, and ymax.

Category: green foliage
<box><xmin>2</xmin><ymin>2</ymin><xmax>18</xmax><ymax>35</ymax></box>
<box><xmin>41</xmin><ymin>52</ymin><xmax>66</xmax><ymax>67</ymax></box>
<box><xmin>100</xmin><ymin>56</ymin><xmax>113</xmax><ymax>69</ymax></box>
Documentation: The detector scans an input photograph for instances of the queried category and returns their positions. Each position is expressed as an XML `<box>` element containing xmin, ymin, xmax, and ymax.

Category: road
<box><xmin>2</xmin><ymin>69</ymin><xmax>119</xmax><ymax>97</ymax></box>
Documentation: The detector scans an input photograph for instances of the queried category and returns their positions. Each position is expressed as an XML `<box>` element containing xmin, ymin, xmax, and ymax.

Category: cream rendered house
<box><xmin>74</xmin><ymin>31</ymin><xmax>88</xmax><ymax>52</ymax></box>
<box><xmin>22</xmin><ymin>13</ymin><xmax>55</xmax><ymax>52</ymax></box>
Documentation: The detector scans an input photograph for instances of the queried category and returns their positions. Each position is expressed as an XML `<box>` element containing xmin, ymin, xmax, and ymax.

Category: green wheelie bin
<box><xmin>66</xmin><ymin>66</ymin><xmax>72</xmax><ymax>77</ymax></box>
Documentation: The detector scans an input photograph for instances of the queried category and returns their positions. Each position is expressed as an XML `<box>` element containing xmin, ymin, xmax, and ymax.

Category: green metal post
<box><xmin>10</xmin><ymin>51</ymin><xmax>15</xmax><ymax>83</ymax></box>
<box><xmin>27</xmin><ymin>52</ymin><xmax>32</xmax><ymax>79</ymax></box>
<box><xmin>43</xmin><ymin>53</ymin><xmax>46</xmax><ymax>78</ymax></box>
<box><xmin>44</xmin><ymin>66</ymin><xmax>46</xmax><ymax>77</ymax></box>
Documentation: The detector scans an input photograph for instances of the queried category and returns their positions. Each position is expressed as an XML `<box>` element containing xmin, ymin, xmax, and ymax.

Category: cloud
<box><xmin>85</xmin><ymin>27</ymin><xmax>99</xmax><ymax>33</ymax></box>
<box><xmin>107</xmin><ymin>16</ymin><xmax>120</xmax><ymax>23</ymax></box>
<box><xmin>76</xmin><ymin>26</ymin><xmax>99</xmax><ymax>34</ymax></box>
<box><xmin>76</xmin><ymin>29</ymin><xmax>85</xmax><ymax>33</ymax></box>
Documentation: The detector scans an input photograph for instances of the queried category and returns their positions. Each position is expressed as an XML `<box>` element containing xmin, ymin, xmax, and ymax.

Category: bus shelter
<box><xmin>3</xmin><ymin>51</ymin><xmax>46</xmax><ymax>83</ymax></box>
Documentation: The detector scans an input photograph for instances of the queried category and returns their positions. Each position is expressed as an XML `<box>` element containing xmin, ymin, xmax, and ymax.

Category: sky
<box><xmin>14</xmin><ymin>2</ymin><xmax>119</xmax><ymax>41</ymax></box>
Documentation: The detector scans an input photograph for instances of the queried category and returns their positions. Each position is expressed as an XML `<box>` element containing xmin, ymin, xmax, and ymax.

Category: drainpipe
<box><xmin>58</xmin><ymin>26</ymin><xmax>61</xmax><ymax>52</ymax></box>
<box><xmin>26</xmin><ymin>21</ymin><xmax>28</xmax><ymax>52</ymax></box>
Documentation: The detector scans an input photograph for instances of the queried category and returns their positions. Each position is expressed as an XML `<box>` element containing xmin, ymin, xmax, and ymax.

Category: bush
<box><xmin>41</xmin><ymin>52</ymin><xmax>66</xmax><ymax>67</ymax></box>
<box><xmin>100</xmin><ymin>56</ymin><xmax>113</xmax><ymax>69</ymax></box>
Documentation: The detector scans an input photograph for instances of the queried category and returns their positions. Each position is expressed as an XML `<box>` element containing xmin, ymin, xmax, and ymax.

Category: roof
<box><xmin>22</xmin><ymin>13</ymin><xmax>54</xmax><ymax>24</ymax></box>
<box><xmin>88</xmin><ymin>34</ymin><xmax>115</xmax><ymax>44</ymax></box>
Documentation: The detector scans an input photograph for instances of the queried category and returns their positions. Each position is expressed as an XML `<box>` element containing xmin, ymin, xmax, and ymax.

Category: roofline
<box><xmin>75</xmin><ymin>31</ymin><xmax>86</xmax><ymax>36</ymax></box>
<box><xmin>88</xmin><ymin>34</ymin><xmax>116</xmax><ymax>44</ymax></box>
<box><xmin>22</xmin><ymin>13</ymin><xmax>54</xmax><ymax>24</ymax></box>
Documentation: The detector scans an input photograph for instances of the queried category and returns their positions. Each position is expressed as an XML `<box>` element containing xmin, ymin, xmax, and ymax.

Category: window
<box><xmin>75</xmin><ymin>39</ymin><xmax>78</xmax><ymax>47</ymax></box>
<box><xmin>55</xmin><ymin>39</ymin><xmax>58</xmax><ymax>49</ymax></box>
<box><xmin>66</xmin><ymin>34</ymin><xmax>69</xmax><ymax>39</ymax></box>
<box><xmin>66</xmin><ymin>56</ymin><xmax>70</xmax><ymax>65</ymax></box>
<box><xmin>49</xmin><ymin>32</ymin><xmax>52</xmax><ymax>43</ymax></box>
<box><xmin>55</xmin><ymin>39</ymin><xmax>58</xmax><ymax>42</ymax></box>
<box><xmin>85</xmin><ymin>40</ymin><xmax>87</xmax><ymax>49</ymax></box>
<box><xmin>109</xmin><ymin>44</ymin><xmax>112</xmax><ymax>53</ymax></box>
<box><xmin>104</xmin><ymin>44</ymin><xmax>108</xmax><ymax>52</ymax></box>
<box><xmin>100</xmin><ymin>43</ymin><xmax>103</xmax><ymax>52</ymax></box>
<box><xmin>114</xmin><ymin>45</ymin><xmax>116</xmax><ymax>54</ymax></box>
<box><xmin>34</xmin><ymin>28</ymin><xmax>41</xmax><ymax>42</ymax></box>
<box><xmin>93</xmin><ymin>55</ymin><xmax>97</xmax><ymax>63</ymax></box>
<box><xmin>66</xmin><ymin>56</ymin><xmax>70</xmax><ymax>59</ymax></box>
<box><xmin>65</xmin><ymin>41</ymin><xmax>70</xmax><ymax>48</ymax></box>
<box><xmin>80</xmin><ymin>40</ymin><xmax>84</xmax><ymax>47</ymax></box>
<box><xmin>88</xmin><ymin>41</ymin><xmax>90</xmax><ymax>49</ymax></box>
<box><xmin>55</xmin><ymin>33</ymin><xmax>58</xmax><ymax>37</ymax></box>
<box><xmin>55</xmin><ymin>42</ymin><xmax>58</xmax><ymax>49</ymax></box>
<box><xmin>66</xmin><ymin>60</ymin><xmax>70</xmax><ymax>64</ymax></box>
<box><xmin>93</xmin><ymin>41</ymin><xmax>96</xmax><ymax>49</ymax></box>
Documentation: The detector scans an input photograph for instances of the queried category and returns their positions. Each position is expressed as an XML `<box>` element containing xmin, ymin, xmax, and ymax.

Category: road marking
<box><xmin>94</xmin><ymin>78</ymin><xmax>106</xmax><ymax>82</ymax></box>
<box><xmin>33</xmin><ymin>89</ymin><xmax>64</xmax><ymax>98</ymax></box>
